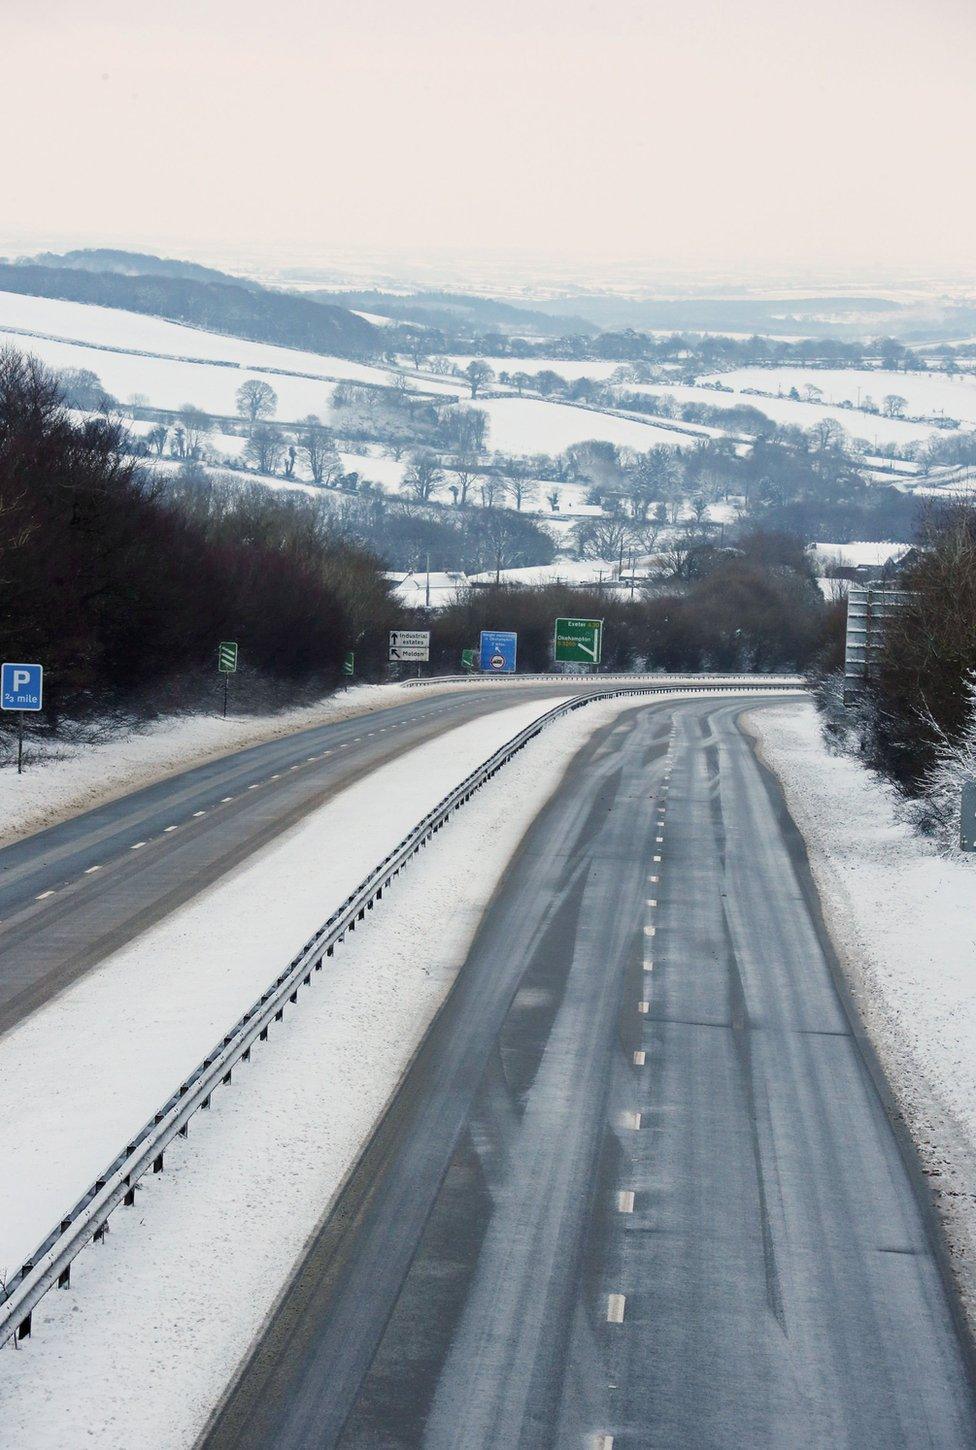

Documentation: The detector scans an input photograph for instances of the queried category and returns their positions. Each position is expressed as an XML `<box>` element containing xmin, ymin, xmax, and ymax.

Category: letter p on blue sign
<box><xmin>2</xmin><ymin>662</ymin><xmax>43</xmax><ymax>711</ymax></box>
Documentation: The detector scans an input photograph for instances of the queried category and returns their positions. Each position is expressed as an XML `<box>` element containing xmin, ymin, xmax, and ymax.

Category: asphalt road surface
<box><xmin>201</xmin><ymin>695</ymin><xmax>976</xmax><ymax>1450</ymax></box>
<box><xmin>0</xmin><ymin>683</ymin><xmax>598</xmax><ymax>1039</ymax></box>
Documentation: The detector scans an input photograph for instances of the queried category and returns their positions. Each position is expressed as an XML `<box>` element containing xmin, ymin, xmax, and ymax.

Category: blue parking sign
<box><xmin>479</xmin><ymin>630</ymin><xmax>517</xmax><ymax>674</ymax></box>
<box><xmin>2</xmin><ymin>662</ymin><xmax>43</xmax><ymax>711</ymax></box>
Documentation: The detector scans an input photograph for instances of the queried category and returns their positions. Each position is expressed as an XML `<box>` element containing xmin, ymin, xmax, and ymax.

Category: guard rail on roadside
<box><xmin>0</xmin><ymin>680</ymin><xmax>805</xmax><ymax>1346</ymax></box>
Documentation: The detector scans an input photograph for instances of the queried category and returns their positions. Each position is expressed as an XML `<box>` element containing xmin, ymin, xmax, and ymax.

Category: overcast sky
<box><xmin>4</xmin><ymin>0</ymin><xmax>974</xmax><ymax>281</ymax></box>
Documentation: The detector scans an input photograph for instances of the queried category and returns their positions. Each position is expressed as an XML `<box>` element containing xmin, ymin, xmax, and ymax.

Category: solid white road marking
<box><xmin>617</xmin><ymin>1190</ymin><xmax>635</xmax><ymax>1213</ymax></box>
<box><xmin>607</xmin><ymin>1293</ymin><xmax>626</xmax><ymax>1324</ymax></box>
<box><xmin>633</xmin><ymin>1050</ymin><xmax>646</xmax><ymax>1066</ymax></box>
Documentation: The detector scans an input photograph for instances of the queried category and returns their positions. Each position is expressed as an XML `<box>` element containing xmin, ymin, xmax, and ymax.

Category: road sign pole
<box><xmin>17</xmin><ymin>711</ymin><xmax>23</xmax><ymax>775</ymax></box>
<box><xmin>223</xmin><ymin>674</ymin><xmax>228</xmax><ymax>719</ymax></box>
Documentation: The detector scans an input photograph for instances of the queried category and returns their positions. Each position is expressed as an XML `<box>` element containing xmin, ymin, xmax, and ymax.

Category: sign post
<box><xmin>217</xmin><ymin>641</ymin><xmax>238</xmax><ymax>718</ymax></box>
<box><xmin>961</xmin><ymin>781</ymin><xmax>976</xmax><ymax>852</ymax></box>
<box><xmin>389</xmin><ymin>630</ymin><xmax>431</xmax><ymax>671</ymax></box>
<box><xmin>554</xmin><ymin>617</ymin><xmax>603</xmax><ymax>667</ymax></box>
<box><xmin>2</xmin><ymin>662</ymin><xmax>44</xmax><ymax>774</ymax></box>
<box><xmin>479</xmin><ymin>630</ymin><xmax>517</xmax><ymax>674</ymax></box>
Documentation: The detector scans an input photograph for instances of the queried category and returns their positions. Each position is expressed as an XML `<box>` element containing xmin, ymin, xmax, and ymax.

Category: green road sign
<box><xmin>461</xmin><ymin>647</ymin><xmax>476</xmax><ymax>671</ymax></box>
<box><xmin>554</xmin><ymin>617</ymin><xmax>603</xmax><ymax>665</ymax></box>
<box><xmin>218</xmin><ymin>641</ymin><xmax>238</xmax><ymax>674</ymax></box>
<box><xmin>342</xmin><ymin>651</ymin><xmax>355</xmax><ymax>676</ymax></box>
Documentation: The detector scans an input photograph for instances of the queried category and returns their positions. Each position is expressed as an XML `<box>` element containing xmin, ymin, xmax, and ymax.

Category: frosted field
<box><xmin>619</xmin><ymin>380</ymin><xmax>939</xmax><ymax>447</ymax></box>
<box><xmin>0</xmin><ymin>290</ymin><xmax>464</xmax><ymax>406</ymax></box>
<box><xmin>463</xmin><ymin>397</ymin><xmax>702</xmax><ymax>456</ymax></box>
<box><xmin>701</xmin><ymin>366</ymin><xmax>976</xmax><ymax>428</ymax></box>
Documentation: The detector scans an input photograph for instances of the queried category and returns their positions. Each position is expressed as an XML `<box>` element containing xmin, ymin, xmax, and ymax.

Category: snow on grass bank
<box><xmin>744</xmin><ymin>700</ymin><xmax>976</xmax><ymax>1329</ymax></box>
<box><xmin>0</xmin><ymin>693</ymin><xmax>649</xmax><ymax>1450</ymax></box>
<box><xmin>0</xmin><ymin>680</ymin><xmax>539</xmax><ymax>849</ymax></box>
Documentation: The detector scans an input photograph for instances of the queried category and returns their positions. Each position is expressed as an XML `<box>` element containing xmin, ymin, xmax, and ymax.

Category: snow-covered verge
<box><xmin>0</xmin><ymin>693</ymin><xmax>650</xmax><ymax>1450</ymax></box>
<box><xmin>744</xmin><ymin>700</ymin><xmax>976</xmax><ymax>1333</ymax></box>
<box><xmin>0</xmin><ymin>679</ymin><xmax>552</xmax><ymax>849</ymax></box>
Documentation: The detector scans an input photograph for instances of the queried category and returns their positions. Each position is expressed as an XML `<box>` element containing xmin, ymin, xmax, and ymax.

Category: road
<box><xmin>0</xmin><ymin>684</ymin><xmax>592</xmax><ymax>1039</ymax></box>
<box><xmin>200</xmin><ymin>695</ymin><xmax>976</xmax><ymax>1450</ymax></box>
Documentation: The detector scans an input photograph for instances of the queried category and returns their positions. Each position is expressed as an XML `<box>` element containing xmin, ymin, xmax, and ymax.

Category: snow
<box><xmin>0</xmin><ymin>697</ymin><xmax>572</xmax><ymax>1282</ymax></box>
<box><xmin>0</xmin><ymin>290</ymin><xmax>463</xmax><ymax>418</ymax></box>
<box><xmin>0</xmin><ymin>680</ymin><xmax>551</xmax><ymax>849</ymax></box>
<box><xmin>620</xmin><ymin>379</ymin><xmax>940</xmax><ymax>447</ymax></box>
<box><xmin>706</xmin><ymin>365</ymin><xmax>976</xmax><ymax>427</ymax></box>
<box><xmin>0</xmin><ymin>693</ymin><xmax>660</xmax><ymax>1450</ymax></box>
<box><xmin>461</xmin><ymin>396</ymin><xmax>704</xmax><ymax>457</ymax></box>
<box><xmin>442</xmin><ymin>356</ymin><xmax>628</xmax><ymax>382</ymax></box>
<box><xmin>745</xmin><ymin>701</ymin><xmax>976</xmax><ymax>1332</ymax></box>
<box><xmin>808</xmin><ymin>541</ymin><xmax>912</xmax><ymax>571</ymax></box>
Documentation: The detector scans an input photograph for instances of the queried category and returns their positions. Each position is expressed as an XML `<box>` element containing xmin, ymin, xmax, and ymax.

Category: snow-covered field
<box><xmin>0</xmin><ymin>291</ymin><xmax>463</xmax><ymax>418</ymax></box>
<box><xmin>746</xmin><ymin>701</ymin><xmax>976</xmax><ymax>1331</ymax></box>
<box><xmin>0</xmin><ymin>694</ymin><xmax>654</xmax><ymax>1450</ymax></box>
<box><xmin>620</xmin><ymin>380</ymin><xmax>939</xmax><ymax>447</ymax></box>
<box><xmin>808</xmin><ymin>541</ymin><xmax>912</xmax><ymax>571</ymax></box>
<box><xmin>461</xmin><ymin>396</ymin><xmax>704</xmax><ymax>456</ymax></box>
<box><xmin>706</xmin><ymin>366</ymin><xmax>976</xmax><ymax>425</ymax></box>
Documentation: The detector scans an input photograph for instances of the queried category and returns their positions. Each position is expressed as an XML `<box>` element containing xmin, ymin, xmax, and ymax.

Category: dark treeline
<box><xmin>0</xmin><ymin>350</ymin><xmax>396</xmax><ymax>720</ymax></box>
<box><xmin>415</xmin><ymin>533</ymin><xmax>834</xmax><ymax>675</ymax></box>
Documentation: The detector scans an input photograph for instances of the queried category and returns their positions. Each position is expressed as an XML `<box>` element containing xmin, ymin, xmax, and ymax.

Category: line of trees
<box><xmin>0</xmin><ymin>350</ymin><xmax>397</xmax><ymax>723</ymax></box>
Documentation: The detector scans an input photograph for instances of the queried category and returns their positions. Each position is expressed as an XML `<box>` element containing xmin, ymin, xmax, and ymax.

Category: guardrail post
<box><xmin>17</xmin><ymin>1312</ymin><xmax>30</xmax><ymax>1341</ymax></box>
<box><xmin>153</xmin><ymin>1152</ymin><xmax>164</xmax><ymax>1173</ymax></box>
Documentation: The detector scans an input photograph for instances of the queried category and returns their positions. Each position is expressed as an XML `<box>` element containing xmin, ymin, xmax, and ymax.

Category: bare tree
<box><xmin>464</xmin><ymin>360</ymin><xmax>495</xmax><ymax>399</ymax></box>
<box><xmin>245</xmin><ymin>422</ymin><xmax>286</xmax><ymax>474</ymax></box>
<box><xmin>479</xmin><ymin>470</ymin><xmax>508</xmax><ymax>508</ymax></box>
<box><xmin>499</xmin><ymin>456</ymin><xmax>536</xmax><ymax>511</ymax></box>
<box><xmin>404</xmin><ymin>448</ymin><xmax>442</xmax><ymax>502</ymax></box>
<box><xmin>883</xmin><ymin>393</ymin><xmax>908</xmax><ymax>418</ymax></box>
<box><xmin>451</xmin><ymin>457</ymin><xmax>479</xmax><ymax>506</ymax></box>
<box><xmin>299</xmin><ymin>415</ymin><xmax>339</xmax><ymax>485</ymax></box>
<box><xmin>146</xmin><ymin>423</ymin><xmax>168</xmax><ymax>456</ymax></box>
<box><xmin>236</xmin><ymin>379</ymin><xmax>278</xmax><ymax>433</ymax></box>
<box><xmin>546</xmin><ymin>487</ymin><xmax>561</xmax><ymax>512</ymax></box>
<box><xmin>178</xmin><ymin>404</ymin><xmax>213</xmax><ymax>458</ymax></box>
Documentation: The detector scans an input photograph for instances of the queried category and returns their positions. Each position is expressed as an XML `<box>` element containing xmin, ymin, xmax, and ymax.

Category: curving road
<box><xmin>0</xmin><ymin>684</ymin><xmax>592</xmax><ymax>1039</ymax></box>
<box><xmin>200</xmin><ymin>695</ymin><xmax>976</xmax><ymax>1450</ymax></box>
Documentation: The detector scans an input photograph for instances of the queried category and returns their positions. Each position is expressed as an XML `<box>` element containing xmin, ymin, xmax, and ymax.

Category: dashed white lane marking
<box><xmin>221</xmin><ymin>796</ymin><xmax>234</xmax><ymax>802</ymax></box>
<box><xmin>649</xmin><ymin>874</ymin><xmax>659</xmax><ymax>883</ymax></box>
<box><xmin>647</xmin><ymin>898</ymin><xmax>657</xmax><ymax>907</ymax></box>
<box><xmin>607</xmin><ymin>1293</ymin><xmax>626</xmax><ymax>1324</ymax></box>
<box><xmin>638</xmin><ymin>1000</ymin><xmax>649</xmax><ymax>1014</ymax></box>
<box><xmin>617</xmin><ymin>1190</ymin><xmax>635</xmax><ymax>1213</ymax></box>
<box><xmin>270</xmin><ymin>774</ymin><xmax>280</xmax><ymax>780</ymax></box>
<box><xmin>131</xmin><ymin>841</ymin><xmax>146</xmax><ymax>850</ymax></box>
<box><xmin>84</xmin><ymin>865</ymin><xmax>100</xmax><ymax>874</ymax></box>
<box><xmin>643</xmin><ymin>925</ymin><xmax>655</xmax><ymax>938</ymax></box>
<box><xmin>164</xmin><ymin>825</ymin><xmax>178</xmax><ymax>833</ymax></box>
<box><xmin>622</xmin><ymin>1110</ymin><xmax>642</xmax><ymax>1130</ymax></box>
<box><xmin>193</xmin><ymin>810</ymin><xmax>206</xmax><ymax>817</ymax></box>
<box><xmin>655</xmin><ymin>835</ymin><xmax>664</xmax><ymax>843</ymax></box>
<box><xmin>594</xmin><ymin>1436</ymin><xmax>614</xmax><ymax>1450</ymax></box>
<box><xmin>653</xmin><ymin>854</ymin><xmax>662</xmax><ymax>863</ymax></box>
<box><xmin>633</xmin><ymin>1050</ymin><xmax>646</xmax><ymax>1066</ymax></box>
<box><xmin>644</xmin><ymin>960</ymin><xmax>653</xmax><ymax>973</ymax></box>
<box><xmin>248</xmin><ymin>784</ymin><xmax>260</xmax><ymax>790</ymax></box>
<box><xmin>35</xmin><ymin>890</ymin><xmax>55</xmax><ymax>900</ymax></box>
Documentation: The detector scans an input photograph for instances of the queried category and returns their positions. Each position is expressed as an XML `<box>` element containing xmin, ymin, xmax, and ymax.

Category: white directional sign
<box><xmin>390</xmin><ymin>629</ymin><xmax>430</xmax><ymax>662</ymax></box>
